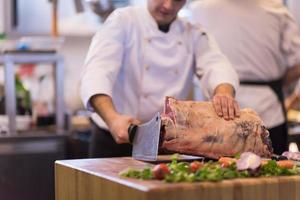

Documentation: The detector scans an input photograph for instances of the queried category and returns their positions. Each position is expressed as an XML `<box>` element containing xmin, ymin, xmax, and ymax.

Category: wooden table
<box><xmin>55</xmin><ymin>157</ymin><xmax>300</xmax><ymax>200</ymax></box>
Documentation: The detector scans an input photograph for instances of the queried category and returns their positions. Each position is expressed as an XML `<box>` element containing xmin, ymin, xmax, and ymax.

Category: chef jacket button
<box><xmin>143</xmin><ymin>94</ymin><xmax>149</xmax><ymax>98</ymax></box>
<box><xmin>145</xmin><ymin>65</ymin><xmax>150</xmax><ymax>71</ymax></box>
<box><xmin>177</xmin><ymin>41</ymin><xmax>182</xmax><ymax>45</ymax></box>
<box><xmin>146</xmin><ymin>38</ymin><xmax>152</xmax><ymax>43</ymax></box>
<box><xmin>174</xmin><ymin>69</ymin><xmax>179</xmax><ymax>75</ymax></box>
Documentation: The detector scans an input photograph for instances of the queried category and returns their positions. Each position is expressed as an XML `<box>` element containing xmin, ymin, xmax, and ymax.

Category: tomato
<box><xmin>276</xmin><ymin>160</ymin><xmax>295</xmax><ymax>169</ymax></box>
<box><xmin>218</xmin><ymin>157</ymin><xmax>236</xmax><ymax>168</ymax></box>
<box><xmin>152</xmin><ymin>163</ymin><xmax>171</xmax><ymax>180</ymax></box>
<box><xmin>189</xmin><ymin>161</ymin><xmax>204</xmax><ymax>173</ymax></box>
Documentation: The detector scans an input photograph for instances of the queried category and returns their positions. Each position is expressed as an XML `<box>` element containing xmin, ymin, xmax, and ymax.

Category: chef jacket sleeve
<box><xmin>280</xmin><ymin>14</ymin><xmax>300</xmax><ymax>68</ymax></box>
<box><xmin>80</xmin><ymin>9</ymin><xmax>128</xmax><ymax>111</ymax></box>
<box><xmin>194</xmin><ymin>28</ymin><xmax>239</xmax><ymax>98</ymax></box>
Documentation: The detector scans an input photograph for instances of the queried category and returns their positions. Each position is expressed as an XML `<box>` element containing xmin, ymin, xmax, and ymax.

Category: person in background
<box><xmin>80</xmin><ymin>0</ymin><xmax>240</xmax><ymax>158</ymax></box>
<box><xmin>190</xmin><ymin>0</ymin><xmax>300</xmax><ymax>154</ymax></box>
<box><xmin>284</xmin><ymin>0</ymin><xmax>300</xmax><ymax>110</ymax></box>
<box><xmin>287</xmin><ymin>0</ymin><xmax>300</xmax><ymax>26</ymax></box>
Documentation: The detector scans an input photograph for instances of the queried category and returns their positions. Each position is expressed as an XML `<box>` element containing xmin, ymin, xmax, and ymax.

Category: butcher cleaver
<box><xmin>128</xmin><ymin>112</ymin><xmax>161</xmax><ymax>161</ymax></box>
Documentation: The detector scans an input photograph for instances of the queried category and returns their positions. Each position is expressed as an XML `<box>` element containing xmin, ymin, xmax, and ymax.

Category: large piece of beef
<box><xmin>160</xmin><ymin>97</ymin><xmax>273</xmax><ymax>159</ymax></box>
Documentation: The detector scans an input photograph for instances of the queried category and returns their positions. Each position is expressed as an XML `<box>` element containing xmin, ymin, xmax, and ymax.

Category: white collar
<box><xmin>139</xmin><ymin>5</ymin><xmax>184</xmax><ymax>38</ymax></box>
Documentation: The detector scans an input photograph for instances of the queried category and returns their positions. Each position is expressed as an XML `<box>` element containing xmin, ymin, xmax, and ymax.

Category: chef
<box><xmin>190</xmin><ymin>0</ymin><xmax>300</xmax><ymax>154</ymax></box>
<box><xmin>80</xmin><ymin>0</ymin><xmax>240</xmax><ymax>158</ymax></box>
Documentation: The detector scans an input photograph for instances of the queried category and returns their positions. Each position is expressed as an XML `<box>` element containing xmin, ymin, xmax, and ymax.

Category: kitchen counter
<box><xmin>55</xmin><ymin>157</ymin><xmax>300</xmax><ymax>200</ymax></box>
<box><xmin>0</xmin><ymin>131</ymin><xmax>68</xmax><ymax>200</ymax></box>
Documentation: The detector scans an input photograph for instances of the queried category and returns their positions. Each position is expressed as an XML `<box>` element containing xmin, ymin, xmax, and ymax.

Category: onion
<box><xmin>236</xmin><ymin>152</ymin><xmax>261</xmax><ymax>171</ymax></box>
<box><xmin>282</xmin><ymin>151</ymin><xmax>300</xmax><ymax>161</ymax></box>
<box><xmin>282</xmin><ymin>151</ymin><xmax>293</xmax><ymax>159</ymax></box>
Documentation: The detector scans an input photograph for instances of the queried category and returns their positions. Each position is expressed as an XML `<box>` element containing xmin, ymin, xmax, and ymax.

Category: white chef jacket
<box><xmin>190</xmin><ymin>0</ymin><xmax>300</xmax><ymax>128</ymax></box>
<box><xmin>80</xmin><ymin>5</ymin><xmax>239</xmax><ymax>129</ymax></box>
<box><xmin>287</xmin><ymin>0</ymin><xmax>300</xmax><ymax>26</ymax></box>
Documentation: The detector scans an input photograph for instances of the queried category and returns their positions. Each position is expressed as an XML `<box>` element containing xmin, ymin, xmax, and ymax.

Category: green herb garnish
<box><xmin>120</xmin><ymin>156</ymin><xmax>300</xmax><ymax>183</ymax></box>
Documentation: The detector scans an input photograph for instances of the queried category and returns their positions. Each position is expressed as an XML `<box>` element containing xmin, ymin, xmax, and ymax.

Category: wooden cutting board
<box><xmin>55</xmin><ymin>156</ymin><xmax>300</xmax><ymax>200</ymax></box>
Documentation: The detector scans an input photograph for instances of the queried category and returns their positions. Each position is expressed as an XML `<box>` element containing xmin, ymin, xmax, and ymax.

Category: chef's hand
<box><xmin>212</xmin><ymin>83</ymin><xmax>240</xmax><ymax>120</ymax></box>
<box><xmin>90</xmin><ymin>94</ymin><xmax>141</xmax><ymax>144</ymax></box>
<box><xmin>107</xmin><ymin>114</ymin><xmax>141</xmax><ymax>144</ymax></box>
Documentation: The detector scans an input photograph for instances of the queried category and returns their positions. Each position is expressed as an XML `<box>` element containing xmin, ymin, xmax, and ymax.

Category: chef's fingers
<box><xmin>221</xmin><ymin>97</ymin><xmax>229</xmax><ymax>120</ymax></box>
<box><xmin>110</xmin><ymin>115</ymin><xmax>138</xmax><ymax>144</ymax></box>
<box><xmin>212</xmin><ymin>96</ymin><xmax>223</xmax><ymax>117</ymax></box>
<box><xmin>110</xmin><ymin>128</ymin><xmax>128</xmax><ymax>144</ymax></box>
<box><xmin>234</xmin><ymin>101</ymin><xmax>240</xmax><ymax>117</ymax></box>
<box><xmin>112</xmin><ymin>130</ymin><xmax>129</xmax><ymax>144</ymax></box>
<box><xmin>228</xmin><ymin>99</ymin><xmax>235</xmax><ymax>120</ymax></box>
<box><xmin>131</xmin><ymin>118</ymin><xmax>141</xmax><ymax>125</ymax></box>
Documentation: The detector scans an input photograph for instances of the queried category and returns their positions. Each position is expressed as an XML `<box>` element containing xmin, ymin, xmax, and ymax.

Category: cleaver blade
<box><xmin>128</xmin><ymin>112</ymin><xmax>161</xmax><ymax>161</ymax></box>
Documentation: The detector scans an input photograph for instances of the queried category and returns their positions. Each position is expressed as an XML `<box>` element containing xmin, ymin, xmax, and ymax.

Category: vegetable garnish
<box><xmin>236</xmin><ymin>152</ymin><xmax>261</xmax><ymax>171</ymax></box>
<box><xmin>218</xmin><ymin>157</ymin><xmax>237</xmax><ymax>168</ymax></box>
<box><xmin>119</xmin><ymin>153</ymin><xmax>300</xmax><ymax>183</ymax></box>
<box><xmin>152</xmin><ymin>163</ymin><xmax>171</xmax><ymax>180</ymax></box>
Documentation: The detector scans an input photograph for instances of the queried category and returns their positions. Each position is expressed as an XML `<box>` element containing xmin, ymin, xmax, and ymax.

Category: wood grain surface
<box><xmin>55</xmin><ymin>157</ymin><xmax>300</xmax><ymax>200</ymax></box>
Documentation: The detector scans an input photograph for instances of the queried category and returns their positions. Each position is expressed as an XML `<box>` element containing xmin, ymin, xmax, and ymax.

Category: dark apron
<box><xmin>240</xmin><ymin>78</ymin><xmax>288</xmax><ymax>154</ymax></box>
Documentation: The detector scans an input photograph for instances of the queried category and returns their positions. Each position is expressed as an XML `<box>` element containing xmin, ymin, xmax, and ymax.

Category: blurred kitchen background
<box><xmin>0</xmin><ymin>0</ymin><xmax>299</xmax><ymax>200</ymax></box>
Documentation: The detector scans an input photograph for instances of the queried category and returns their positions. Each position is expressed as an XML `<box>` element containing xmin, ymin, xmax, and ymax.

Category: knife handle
<box><xmin>128</xmin><ymin>124</ymin><xmax>138</xmax><ymax>144</ymax></box>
